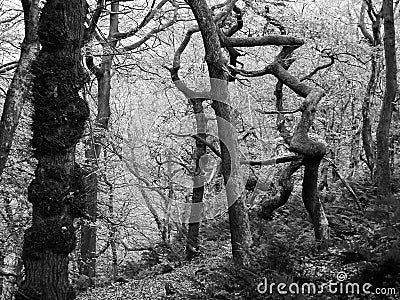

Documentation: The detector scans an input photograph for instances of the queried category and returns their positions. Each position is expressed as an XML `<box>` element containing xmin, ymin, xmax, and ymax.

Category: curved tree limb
<box><xmin>220</xmin><ymin>34</ymin><xmax>304</xmax><ymax>48</ymax></box>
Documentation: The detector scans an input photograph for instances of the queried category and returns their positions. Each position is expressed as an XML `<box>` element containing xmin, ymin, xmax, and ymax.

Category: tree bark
<box><xmin>0</xmin><ymin>0</ymin><xmax>39</xmax><ymax>179</ymax></box>
<box><xmin>376</xmin><ymin>0</ymin><xmax>397</xmax><ymax>200</ymax></box>
<box><xmin>16</xmin><ymin>1</ymin><xmax>88</xmax><ymax>299</ymax></box>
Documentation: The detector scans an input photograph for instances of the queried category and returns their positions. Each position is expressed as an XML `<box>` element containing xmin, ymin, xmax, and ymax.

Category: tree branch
<box><xmin>323</xmin><ymin>158</ymin><xmax>364</xmax><ymax>212</ymax></box>
<box><xmin>240</xmin><ymin>155</ymin><xmax>301</xmax><ymax>166</ymax></box>
<box><xmin>171</xmin><ymin>132</ymin><xmax>222</xmax><ymax>158</ymax></box>
<box><xmin>122</xmin><ymin>0</ymin><xmax>178</xmax><ymax>51</ymax></box>
<box><xmin>87</xmin><ymin>0</ymin><xmax>104</xmax><ymax>37</ymax></box>
<box><xmin>113</xmin><ymin>0</ymin><xmax>169</xmax><ymax>40</ymax></box>
<box><xmin>221</xmin><ymin>34</ymin><xmax>304</xmax><ymax>48</ymax></box>
<box><xmin>254</xmin><ymin>108</ymin><xmax>301</xmax><ymax>115</ymax></box>
<box><xmin>359</xmin><ymin>1</ymin><xmax>374</xmax><ymax>45</ymax></box>
<box><xmin>0</xmin><ymin>61</ymin><xmax>19</xmax><ymax>74</ymax></box>
<box><xmin>300</xmin><ymin>55</ymin><xmax>335</xmax><ymax>81</ymax></box>
<box><xmin>167</xmin><ymin>27</ymin><xmax>210</xmax><ymax>99</ymax></box>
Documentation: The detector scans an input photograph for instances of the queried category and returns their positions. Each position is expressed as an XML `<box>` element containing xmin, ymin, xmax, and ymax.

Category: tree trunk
<box><xmin>186</xmin><ymin>99</ymin><xmax>206</xmax><ymax>260</ymax></box>
<box><xmin>16</xmin><ymin>1</ymin><xmax>88</xmax><ymax>299</ymax></box>
<box><xmin>0</xmin><ymin>249</ymin><xmax>3</xmax><ymax>296</ymax></box>
<box><xmin>106</xmin><ymin>180</ymin><xmax>118</xmax><ymax>281</ymax></box>
<box><xmin>80</xmin><ymin>136</ymin><xmax>98</xmax><ymax>279</ymax></box>
<box><xmin>361</xmin><ymin>53</ymin><xmax>379</xmax><ymax>176</ymax></box>
<box><xmin>348</xmin><ymin>102</ymin><xmax>361</xmax><ymax>179</ymax></box>
<box><xmin>376</xmin><ymin>0</ymin><xmax>397</xmax><ymax>200</ymax></box>
<box><xmin>81</xmin><ymin>1</ymin><xmax>118</xmax><ymax>280</ymax></box>
<box><xmin>186</xmin><ymin>0</ymin><xmax>252</xmax><ymax>266</ymax></box>
<box><xmin>359</xmin><ymin>1</ymin><xmax>383</xmax><ymax>177</ymax></box>
<box><xmin>0</xmin><ymin>0</ymin><xmax>39</xmax><ymax>179</ymax></box>
<box><xmin>302</xmin><ymin>157</ymin><xmax>329</xmax><ymax>248</ymax></box>
<box><xmin>258</xmin><ymin>160</ymin><xmax>302</xmax><ymax>219</ymax></box>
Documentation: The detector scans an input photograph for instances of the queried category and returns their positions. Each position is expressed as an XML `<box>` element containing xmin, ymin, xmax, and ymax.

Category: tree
<box><xmin>171</xmin><ymin>0</ymin><xmax>252</xmax><ymax>265</ymax></box>
<box><xmin>0</xmin><ymin>0</ymin><xmax>39</xmax><ymax>180</ymax></box>
<box><xmin>15</xmin><ymin>0</ymin><xmax>88</xmax><ymax>299</ymax></box>
<box><xmin>185</xmin><ymin>99</ymin><xmax>207</xmax><ymax>260</ymax></box>
<box><xmin>358</xmin><ymin>0</ymin><xmax>398</xmax><ymax>199</ymax></box>
<box><xmin>81</xmin><ymin>0</ymin><xmax>177</xmax><ymax>280</ymax></box>
<box><xmin>358</xmin><ymin>0</ymin><xmax>383</xmax><ymax>177</ymax></box>
<box><xmin>376</xmin><ymin>0</ymin><xmax>397</xmax><ymax>200</ymax></box>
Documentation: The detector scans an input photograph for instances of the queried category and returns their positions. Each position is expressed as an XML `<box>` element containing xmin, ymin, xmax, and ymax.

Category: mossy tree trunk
<box><xmin>15</xmin><ymin>0</ymin><xmax>88</xmax><ymax>299</ymax></box>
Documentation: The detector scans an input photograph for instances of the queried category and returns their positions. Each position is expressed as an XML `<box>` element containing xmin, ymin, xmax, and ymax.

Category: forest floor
<box><xmin>77</xmin><ymin>178</ymin><xmax>400</xmax><ymax>300</ymax></box>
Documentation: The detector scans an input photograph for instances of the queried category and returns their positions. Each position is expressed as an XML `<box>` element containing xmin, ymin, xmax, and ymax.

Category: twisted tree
<box><xmin>171</xmin><ymin>0</ymin><xmax>330</xmax><ymax>256</ymax></box>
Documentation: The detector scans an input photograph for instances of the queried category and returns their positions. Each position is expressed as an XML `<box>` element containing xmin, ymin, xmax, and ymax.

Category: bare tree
<box><xmin>81</xmin><ymin>0</ymin><xmax>178</xmax><ymax>280</ymax></box>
